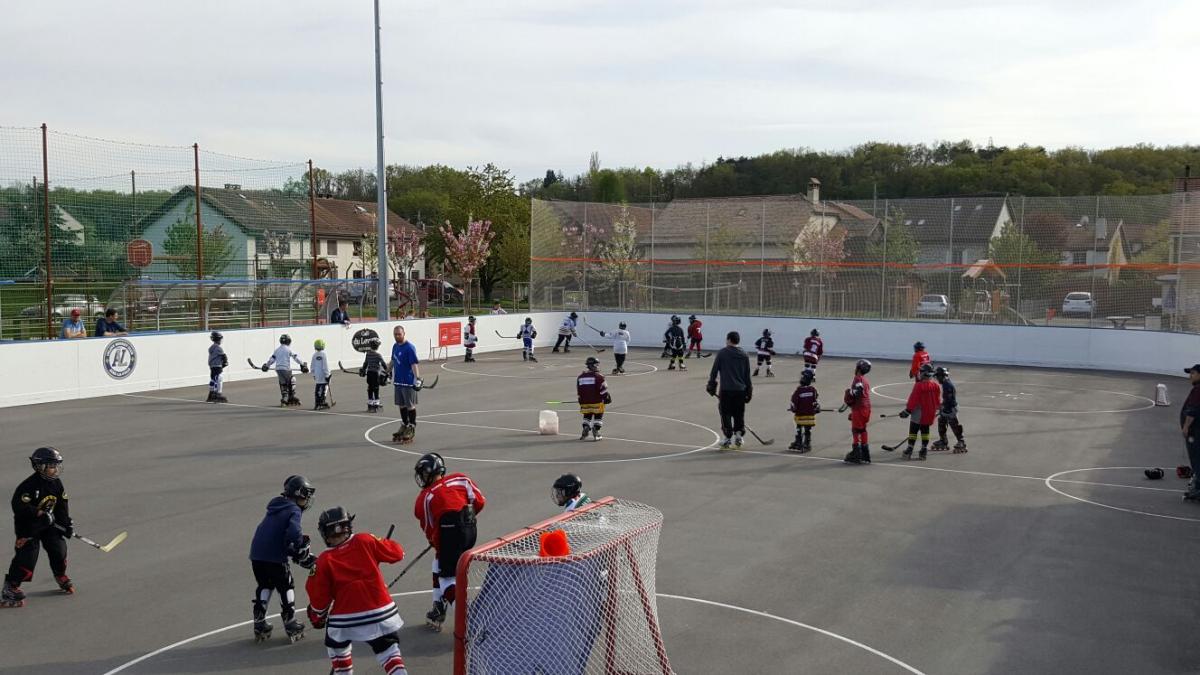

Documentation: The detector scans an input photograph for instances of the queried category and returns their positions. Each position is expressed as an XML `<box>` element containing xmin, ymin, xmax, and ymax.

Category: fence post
<box><xmin>704</xmin><ymin>202</ymin><xmax>710</xmax><ymax>313</ymax></box>
<box><xmin>193</xmin><ymin>143</ymin><xmax>205</xmax><ymax>330</ymax></box>
<box><xmin>649</xmin><ymin>202</ymin><xmax>655</xmax><ymax>313</ymax></box>
<box><xmin>1017</xmin><ymin>196</ymin><xmax>1025</xmax><ymax>318</ymax></box>
<box><xmin>759</xmin><ymin>198</ymin><xmax>766</xmax><ymax>315</ymax></box>
<box><xmin>947</xmin><ymin>197</ymin><xmax>955</xmax><ymax>323</ymax></box>
<box><xmin>41</xmin><ymin>123</ymin><xmax>53</xmax><ymax>340</ymax></box>
<box><xmin>582</xmin><ymin>202</ymin><xmax>588</xmax><ymax>298</ymax></box>
<box><xmin>308</xmin><ymin>159</ymin><xmax>318</xmax><ymax>280</ymax></box>
<box><xmin>880</xmin><ymin>199</ymin><xmax>888</xmax><ymax>319</ymax></box>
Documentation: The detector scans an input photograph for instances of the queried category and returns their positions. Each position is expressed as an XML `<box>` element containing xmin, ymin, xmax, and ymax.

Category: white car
<box><xmin>915</xmin><ymin>294</ymin><xmax>951</xmax><ymax>318</ymax></box>
<box><xmin>1061</xmin><ymin>292</ymin><xmax>1095</xmax><ymax>316</ymax></box>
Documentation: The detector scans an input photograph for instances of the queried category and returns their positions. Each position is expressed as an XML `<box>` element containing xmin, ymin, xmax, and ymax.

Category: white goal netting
<box><xmin>454</xmin><ymin>497</ymin><xmax>672</xmax><ymax>675</ymax></box>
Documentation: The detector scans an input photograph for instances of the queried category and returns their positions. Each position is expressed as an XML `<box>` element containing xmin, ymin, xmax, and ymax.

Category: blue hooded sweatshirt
<box><xmin>249</xmin><ymin>496</ymin><xmax>304</xmax><ymax>563</ymax></box>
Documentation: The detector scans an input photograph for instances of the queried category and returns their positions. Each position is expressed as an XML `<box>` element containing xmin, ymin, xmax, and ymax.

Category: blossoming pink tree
<box><xmin>439</xmin><ymin>219</ymin><xmax>495</xmax><ymax>312</ymax></box>
<box><xmin>388</xmin><ymin>227</ymin><xmax>425</xmax><ymax>286</ymax></box>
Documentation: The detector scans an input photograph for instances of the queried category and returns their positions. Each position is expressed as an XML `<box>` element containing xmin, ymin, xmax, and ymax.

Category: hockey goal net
<box><xmin>453</xmin><ymin>497</ymin><xmax>673</xmax><ymax>675</ymax></box>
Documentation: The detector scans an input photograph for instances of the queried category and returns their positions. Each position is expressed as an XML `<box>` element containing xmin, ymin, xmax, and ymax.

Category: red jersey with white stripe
<box><xmin>305</xmin><ymin>533</ymin><xmax>405</xmax><ymax>623</ymax></box>
<box><xmin>414</xmin><ymin>473</ymin><xmax>486</xmax><ymax>549</ymax></box>
<box><xmin>802</xmin><ymin>336</ymin><xmax>824</xmax><ymax>363</ymax></box>
<box><xmin>906</xmin><ymin>379</ymin><xmax>942</xmax><ymax>425</ymax></box>
<box><xmin>688</xmin><ymin>321</ymin><xmax>703</xmax><ymax>341</ymax></box>
<box><xmin>909</xmin><ymin>350</ymin><xmax>931</xmax><ymax>378</ymax></box>
<box><xmin>577</xmin><ymin>370</ymin><xmax>610</xmax><ymax>405</ymax></box>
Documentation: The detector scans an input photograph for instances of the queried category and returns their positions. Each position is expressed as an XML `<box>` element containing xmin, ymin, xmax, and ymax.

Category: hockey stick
<box><xmin>881</xmin><ymin>437</ymin><xmax>911</xmax><ymax>452</ymax></box>
<box><xmin>247</xmin><ymin>358</ymin><xmax>262</xmax><ymax>370</ymax></box>
<box><xmin>387</xmin><ymin>544</ymin><xmax>433</xmax><ymax>589</ymax></box>
<box><xmin>581</xmin><ymin>315</ymin><xmax>605</xmax><ymax>335</ymax></box>
<box><xmin>744</xmin><ymin>425</ymin><xmax>775</xmax><ymax>446</ymax></box>
<box><xmin>495</xmin><ymin>330</ymin><xmax>517</xmax><ymax>339</ymax></box>
<box><xmin>573</xmin><ymin>335</ymin><xmax>606</xmax><ymax>354</ymax></box>
<box><xmin>326</xmin><ymin>376</ymin><xmax>335</xmax><ymax>408</ymax></box>
<box><xmin>385</xmin><ymin>524</ymin><xmax>395</xmax><ymax>540</ymax></box>
<box><xmin>56</xmin><ymin>525</ymin><xmax>127</xmax><ymax>553</ymax></box>
<box><xmin>338</xmin><ymin>360</ymin><xmax>364</xmax><ymax>376</ymax></box>
<box><xmin>878</xmin><ymin>412</ymin><xmax>908</xmax><ymax>419</ymax></box>
<box><xmin>416</xmin><ymin>375</ymin><xmax>439</xmax><ymax>391</ymax></box>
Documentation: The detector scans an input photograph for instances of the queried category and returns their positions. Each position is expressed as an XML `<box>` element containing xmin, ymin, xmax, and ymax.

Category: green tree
<box><xmin>162</xmin><ymin>203</ymin><xmax>235</xmax><ymax>278</ymax></box>
<box><xmin>866</xmin><ymin>213</ymin><xmax>919</xmax><ymax>266</ymax></box>
<box><xmin>988</xmin><ymin>222</ymin><xmax>1059</xmax><ymax>300</ymax></box>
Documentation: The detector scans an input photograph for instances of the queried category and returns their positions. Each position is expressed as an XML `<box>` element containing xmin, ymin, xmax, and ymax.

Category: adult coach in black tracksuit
<box><xmin>1182</xmin><ymin>364</ymin><xmax>1200</xmax><ymax>501</ymax></box>
<box><xmin>707</xmin><ymin>331</ymin><xmax>753</xmax><ymax>450</ymax></box>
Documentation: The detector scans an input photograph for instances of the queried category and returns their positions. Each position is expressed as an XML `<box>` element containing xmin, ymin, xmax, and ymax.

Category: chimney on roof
<box><xmin>807</xmin><ymin>178</ymin><xmax>821</xmax><ymax>204</ymax></box>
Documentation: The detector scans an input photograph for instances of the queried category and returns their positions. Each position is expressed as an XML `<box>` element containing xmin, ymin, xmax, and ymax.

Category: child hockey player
<box><xmin>753</xmin><ymin>329</ymin><xmax>776</xmax><ymax>377</ymax></box>
<box><xmin>249</xmin><ymin>475</ymin><xmax>316</xmax><ymax>642</ymax></box>
<box><xmin>661</xmin><ymin>316</ymin><xmax>676</xmax><ymax>358</ymax></box>
<box><xmin>306</xmin><ymin>507</ymin><xmax>409</xmax><ymax>675</ymax></box>
<box><xmin>207</xmin><ymin>331</ymin><xmax>228</xmax><ymax>403</ymax></box>
<box><xmin>360</xmin><ymin>337</ymin><xmax>389</xmax><ymax>413</ymax></box>
<box><xmin>598</xmin><ymin>321</ymin><xmax>631</xmax><ymax>374</ymax></box>
<box><xmin>3</xmin><ymin>447</ymin><xmax>72</xmax><ymax>607</ymax></box>
<box><xmin>462</xmin><ymin>315</ymin><xmax>478</xmax><ymax>362</ymax></box>
<box><xmin>517</xmin><ymin>317</ymin><xmax>538</xmax><ymax>362</ymax></box>
<box><xmin>932</xmin><ymin>366</ymin><xmax>967</xmax><ymax>453</ymax></box>
<box><xmin>802</xmin><ymin>328</ymin><xmax>823</xmax><ymax>373</ymax></box>
<box><xmin>577</xmin><ymin>356</ymin><xmax>613</xmax><ymax>440</ymax></box>
<box><xmin>552</xmin><ymin>474</ymin><xmax>591</xmax><ymax>512</ymax></box>
<box><xmin>413</xmin><ymin>453</ymin><xmax>486</xmax><ymax>632</ymax></box>
<box><xmin>840</xmin><ymin>360</ymin><xmax>873</xmax><ymax>464</ymax></box>
<box><xmin>262</xmin><ymin>334</ymin><xmax>307</xmax><ymax>407</ymax></box>
<box><xmin>665</xmin><ymin>315</ymin><xmax>687</xmax><ymax>371</ymax></box>
<box><xmin>553</xmin><ymin>311</ymin><xmax>578</xmax><ymax>352</ymax></box>
<box><xmin>909</xmin><ymin>341</ymin><xmax>931</xmax><ymax>379</ymax></box>
<box><xmin>899</xmin><ymin>363</ymin><xmax>941</xmax><ymax>460</ymax></box>
<box><xmin>312</xmin><ymin>339</ymin><xmax>332</xmax><ymax>410</ymax></box>
<box><xmin>788</xmin><ymin>369</ymin><xmax>819</xmax><ymax>453</ymax></box>
<box><xmin>686</xmin><ymin>315</ymin><xmax>703</xmax><ymax>358</ymax></box>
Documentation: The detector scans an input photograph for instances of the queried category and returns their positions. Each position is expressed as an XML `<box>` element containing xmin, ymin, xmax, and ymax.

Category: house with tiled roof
<box><xmin>134</xmin><ymin>186</ymin><xmax>422</xmax><ymax>280</ymax></box>
<box><xmin>875</xmin><ymin>196</ymin><xmax>1014</xmax><ymax>266</ymax></box>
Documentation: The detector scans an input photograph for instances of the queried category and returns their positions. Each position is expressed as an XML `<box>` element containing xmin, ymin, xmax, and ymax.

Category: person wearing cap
<box><xmin>1182</xmin><ymin>365</ymin><xmax>1200</xmax><ymax>501</ymax></box>
<box><xmin>60</xmin><ymin>309</ymin><xmax>86</xmax><ymax>339</ymax></box>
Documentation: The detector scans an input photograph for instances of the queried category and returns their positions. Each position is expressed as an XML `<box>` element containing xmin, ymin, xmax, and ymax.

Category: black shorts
<box><xmin>436</xmin><ymin>509</ymin><xmax>478</xmax><ymax>578</ymax></box>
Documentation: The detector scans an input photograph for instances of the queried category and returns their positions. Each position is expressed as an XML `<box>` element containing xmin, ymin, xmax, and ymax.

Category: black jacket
<box><xmin>665</xmin><ymin>325</ymin><xmax>686</xmax><ymax>349</ymax></box>
<box><xmin>12</xmin><ymin>472</ymin><xmax>71</xmax><ymax>539</ymax></box>
<box><xmin>709</xmin><ymin>346</ymin><xmax>752</xmax><ymax>393</ymax></box>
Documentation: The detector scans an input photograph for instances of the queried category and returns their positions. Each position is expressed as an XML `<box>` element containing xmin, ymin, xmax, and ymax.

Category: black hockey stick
<box><xmin>415</xmin><ymin>375</ymin><xmax>439</xmax><ymax>391</ymax></box>
<box><xmin>878</xmin><ymin>411</ymin><xmax>908</xmax><ymax>419</ymax></box>
<box><xmin>247</xmin><ymin>358</ymin><xmax>262</xmax><ymax>370</ymax></box>
<box><xmin>581</xmin><ymin>315</ymin><xmax>605</xmax><ymax>335</ymax></box>
<box><xmin>573</xmin><ymin>335</ymin><xmax>606</xmax><ymax>354</ymax></box>
<box><xmin>385</xmin><ymin>524</ymin><xmax>395</xmax><ymax>540</ymax></box>
<box><xmin>56</xmin><ymin>525</ymin><xmax>127</xmax><ymax>553</ymax></box>
<box><xmin>881</xmin><ymin>437</ymin><xmax>911</xmax><ymax>452</ymax></box>
<box><xmin>745</xmin><ymin>425</ymin><xmax>775</xmax><ymax>446</ymax></box>
<box><xmin>338</xmin><ymin>360</ymin><xmax>363</xmax><ymax>376</ymax></box>
<box><xmin>495</xmin><ymin>330</ymin><xmax>517</xmax><ymax>339</ymax></box>
<box><xmin>387</xmin><ymin>544</ymin><xmax>433</xmax><ymax>589</ymax></box>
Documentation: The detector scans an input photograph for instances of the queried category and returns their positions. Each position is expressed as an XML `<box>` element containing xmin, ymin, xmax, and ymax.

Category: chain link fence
<box><xmin>531</xmin><ymin>188</ymin><xmax>1199</xmax><ymax>333</ymax></box>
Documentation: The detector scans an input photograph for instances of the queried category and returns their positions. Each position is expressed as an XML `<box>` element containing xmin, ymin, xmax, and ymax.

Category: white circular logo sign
<box><xmin>103</xmin><ymin>338</ymin><xmax>137</xmax><ymax>380</ymax></box>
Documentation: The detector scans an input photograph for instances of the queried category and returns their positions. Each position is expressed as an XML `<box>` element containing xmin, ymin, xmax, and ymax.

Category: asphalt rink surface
<box><xmin>0</xmin><ymin>347</ymin><xmax>1197</xmax><ymax>674</ymax></box>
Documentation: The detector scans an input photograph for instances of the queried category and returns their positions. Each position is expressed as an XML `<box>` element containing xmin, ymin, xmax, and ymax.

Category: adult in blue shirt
<box><xmin>60</xmin><ymin>308</ymin><xmax>86</xmax><ymax>339</ymax></box>
<box><xmin>391</xmin><ymin>324</ymin><xmax>422</xmax><ymax>444</ymax></box>
<box><xmin>329</xmin><ymin>300</ymin><xmax>351</xmax><ymax>327</ymax></box>
<box><xmin>94</xmin><ymin>308</ymin><xmax>127</xmax><ymax>337</ymax></box>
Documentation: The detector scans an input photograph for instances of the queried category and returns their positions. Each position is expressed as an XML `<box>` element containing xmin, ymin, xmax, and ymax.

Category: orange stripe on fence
<box><xmin>531</xmin><ymin>256</ymin><xmax>1200</xmax><ymax>272</ymax></box>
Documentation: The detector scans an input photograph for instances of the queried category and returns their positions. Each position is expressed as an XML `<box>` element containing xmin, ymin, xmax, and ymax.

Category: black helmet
<box><xmin>688</xmin><ymin>315</ymin><xmax>697</xmax><ymax>322</ymax></box>
<box><xmin>810</xmin><ymin>329</ymin><xmax>819</xmax><ymax>337</ymax></box>
<box><xmin>934</xmin><ymin>366</ymin><xmax>950</xmax><ymax>380</ymax></box>
<box><xmin>211</xmin><ymin>331</ymin><xmax>223</xmax><ymax>342</ymax></box>
<box><xmin>317</xmin><ymin>506</ymin><xmax>354</xmax><ymax>545</ymax></box>
<box><xmin>468</xmin><ymin>315</ymin><xmax>476</xmax><ymax>323</ymax></box>
<box><xmin>919</xmin><ymin>363</ymin><xmax>935</xmax><ymax>378</ymax></box>
<box><xmin>856</xmin><ymin>359</ymin><xmax>872</xmax><ymax>375</ymax></box>
<box><xmin>618</xmin><ymin>322</ymin><xmax>627</xmax><ymax>329</ymax></box>
<box><xmin>552</xmin><ymin>473</ymin><xmax>582</xmax><ymax>506</ymax></box>
<box><xmin>282</xmin><ymin>475</ymin><xmax>316</xmax><ymax>510</ymax></box>
<box><xmin>280</xmin><ymin>334</ymin><xmax>292</xmax><ymax>345</ymax></box>
<box><xmin>585</xmin><ymin>356</ymin><xmax>600</xmax><ymax>370</ymax></box>
<box><xmin>525</xmin><ymin>317</ymin><xmax>533</xmax><ymax>324</ymax></box>
<box><xmin>800</xmin><ymin>370</ymin><xmax>815</xmax><ymax>385</ymax></box>
<box><xmin>913</xmin><ymin>341</ymin><xmax>925</xmax><ymax>352</ymax></box>
<box><xmin>30</xmin><ymin>447</ymin><xmax>63</xmax><ymax>476</ymax></box>
<box><xmin>1145</xmin><ymin>468</ymin><xmax>1165</xmax><ymax>480</ymax></box>
<box><xmin>671</xmin><ymin>315</ymin><xmax>681</xmax><ymax>325</ymax></box>
<box><xmin>762</xmin><ymin>328</ymin><xmax>771</xmax><ymax>337</ymax></box>
<box><xmin>569</xmin><ymin>311</ymin><xmax>578</xmax><ymax>319</ymax></box>
<box><xmin>414</xmin><ymin>452</ymin><xmax>446</xmax><ymax>488</ymax></box>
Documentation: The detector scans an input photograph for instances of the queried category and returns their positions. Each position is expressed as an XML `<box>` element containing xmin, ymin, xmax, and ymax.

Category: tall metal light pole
<box><xmin>373</xmin><ymin>0</ymin><xmax>390</xmax><ymax>320</ymax></box>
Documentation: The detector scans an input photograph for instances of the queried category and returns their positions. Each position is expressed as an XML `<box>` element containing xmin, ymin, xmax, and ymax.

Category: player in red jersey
<box><xmin>686</xmin><ymin>315</ymin><xmax>704</xmax><ymax>358</ymax></box>
<box><xmin>840</xmin><ymin>360</ymin><xmax>873</xmax><ymax>464</ymax></box>
<box><xmin>909</xmin><ymin>341</ymin><xmax>931</xmax><ymax>379</ymax></box>
<box><xmin>899</xmin><ymin>363</ymin><xmax>942</xmax><ymax>460</ymax></box>
<box><xmin>413</xmin><ymin>453</ymin><xmax>486</xmax><ymax>632</ymax></box>
<box><xmin>577</xmin><ymin>356</ymin><xmax>612</xmax><ymax>441</ymax></box>
<box><xmin>802</xmin><ymin>329</ymin><xmax>823</xmax><ymax>372</ymax></box>
<box><xmin>305</xmin><ymin>507</ymin><xmax>409</xmax><ymax>675</ymax></box>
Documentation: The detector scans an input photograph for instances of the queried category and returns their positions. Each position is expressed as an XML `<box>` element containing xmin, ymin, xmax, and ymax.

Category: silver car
<box><xmin>915</xmin><ymin>294</ymin><xmax>951</xmax><ymax>318</ymax></box>
<box><xmin>1061</xmin><ymin>292</ymin><xmax>1095</xmax><ymax>316</ymax></box>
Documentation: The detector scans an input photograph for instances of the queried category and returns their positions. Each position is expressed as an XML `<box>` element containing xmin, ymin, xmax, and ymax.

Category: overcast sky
<box><xmin>2</xmin><ymin>0</ymin><xmax>1196</xmax><ymax>182</ymax></box>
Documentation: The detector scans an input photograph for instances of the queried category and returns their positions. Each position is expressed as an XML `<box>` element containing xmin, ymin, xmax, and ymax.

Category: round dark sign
<box><xmin>351</xmin><ymin>328</ymin><xmax>380</xmax><ymax>353</ymax></box>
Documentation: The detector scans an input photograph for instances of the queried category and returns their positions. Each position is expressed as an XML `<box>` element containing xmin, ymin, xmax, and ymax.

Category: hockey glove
<box><xmin>59</xmin><ymin>525</ymin><xmax>74</xmax><ymax>539</ymax></box>
<box><xmin>358</xmin><ymin>367</ymin><xmax>366</xmax><ymax>377</ymax></box>
<box><xmin>602</xmin><ymin>393</ymin><xmax>612</xmax><ymax>405</ymax></box>
<box><xmin>261</xmin><ymin>364</ymin><xmax>269</xmax><ymax>373</ymax></box>
<box><xmin>744</xmin><ymin>389</ymin><xmax>753</xmax><ymax>404</ymax></box>
<box><xmin>306</xmin><ymin>605</ymin><xmax>327</xmax><ymax>629</ymax></box>
<box><xmin>300</xmin><ymin>363</ymin><xmax>310</xmax><ymax>374</ymax></box>
<box><xmin>705</xmin><ymin>381</ymin><xmax>717</xmax><ymax>397</ymax></box>
<box><xmin>532</xmin><ymin>330</ymin><xmax>538</xmax><ymax>339</ymax></box>
<box><xmin>413</xmin><ymin>378</ymin><xmax>424</xmax><ymax>391</ymax></box>
<box><xmin>220</xmin><ymin>355</ymin><xmax>229</xmax><ymax>368</ymax></box>
<box><xmin>14</xmin><ymin>537</ymin><xmax>30</xmax><ymax>549</ymax></box>
<box><xmin>899</xmin><ymin>410</ymin><xmax>910</xmax><ymax>419</ymax></box>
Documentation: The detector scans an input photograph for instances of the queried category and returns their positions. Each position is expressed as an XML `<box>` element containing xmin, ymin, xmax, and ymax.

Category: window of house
<box><xmin>327</xmin><ymin>240</ymin><xmax>338</xmax><ymax>255</ymax></box>
<box><xmin>352</xmin><ymin>270</ymin><xmax>363</xmax><ymax>279</ymax></box>
<box><xmin>353</xmin><ymin>240</ymin><xmax>363</xmax><ymax>257</ymax></box>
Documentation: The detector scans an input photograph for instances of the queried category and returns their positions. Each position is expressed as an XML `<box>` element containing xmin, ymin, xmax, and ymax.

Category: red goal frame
<box><xmin>453</xmin><ymin>496</ymin><xmax>671</xmax><ymax>675</ymax></box>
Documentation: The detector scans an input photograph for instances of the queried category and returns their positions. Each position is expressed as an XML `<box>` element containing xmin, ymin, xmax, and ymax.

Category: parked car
<box><xmin>20</xmin><ymin>294</ymin><xmax>103</xmax><ymax>319</ymax></box>
<box><xmin>1061</xmin><ymin>292</ymin><xmax>1095</xmax><ymax>316</ymax></box>
<box><xmin>416</xmin><ymin>279</ymin><xmax>464</xmax><ymax>304</ymax></box>
<box><xmin>914</xmin><ymin>294</ymin><xmax>951</xmax><ymax>318</ymax></box>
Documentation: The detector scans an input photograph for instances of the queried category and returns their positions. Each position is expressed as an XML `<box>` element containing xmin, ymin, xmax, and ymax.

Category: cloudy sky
<box><xmin>2</xmin><ymin>0</ymin><xmax>1196</xmax><ymax>181</ymax></box>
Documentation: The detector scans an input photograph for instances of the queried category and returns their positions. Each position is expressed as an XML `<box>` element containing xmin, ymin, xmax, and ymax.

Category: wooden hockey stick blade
<box><xmin>387</xmin><ymin>544</ymin><xmax>433</xmax><ymax>588</ymax></box>
<box><xmin>98</xmin><ymin>531</ymin><xmax>128</xmax><ymax>553</ymax></box>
